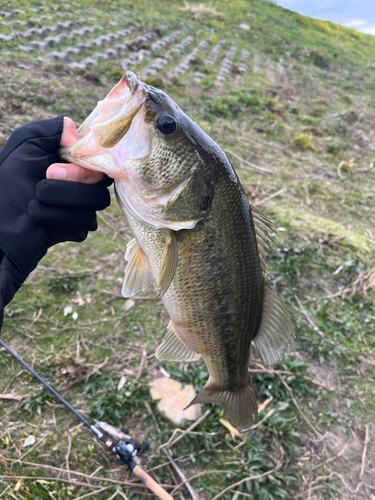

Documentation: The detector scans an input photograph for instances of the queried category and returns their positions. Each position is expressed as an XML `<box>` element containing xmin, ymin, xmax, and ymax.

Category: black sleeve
<box><xmin>0</xmin><ymin>117</ymin><xmax>112</xmax><ymax>335</ymax></box>
<box><xmin>0</xmin><ymin>251</ymin><xmax>18</xmax><ymax>333</ymax></box>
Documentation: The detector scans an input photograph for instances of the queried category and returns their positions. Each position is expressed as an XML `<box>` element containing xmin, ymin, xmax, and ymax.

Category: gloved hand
<box><xmin>0</xmin><ymin>115</ymin><xmax>112</xmax><ymax>290</ymax></box>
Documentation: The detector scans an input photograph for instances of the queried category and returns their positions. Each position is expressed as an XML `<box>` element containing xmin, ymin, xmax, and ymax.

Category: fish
<box><xmin>60</xmin><ymin>71</ymin><xmax>295</xmax><ymax>428</ymax></box>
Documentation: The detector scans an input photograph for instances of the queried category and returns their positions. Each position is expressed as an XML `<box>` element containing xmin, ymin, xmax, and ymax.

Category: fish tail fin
<box><xmin>186</xmin><ymin>375</ymin><xmax>258</xmax><ymax>428</ymax></box>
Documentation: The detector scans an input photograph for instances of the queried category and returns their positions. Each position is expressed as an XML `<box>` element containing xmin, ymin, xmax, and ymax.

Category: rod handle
<box><xmin>132</xmin><ymin>465</ymin><xmax>173</xmax><ymax>500</ymax></box>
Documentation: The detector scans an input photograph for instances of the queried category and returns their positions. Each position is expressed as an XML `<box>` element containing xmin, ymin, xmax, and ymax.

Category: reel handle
<box><xmin>132</xmin><ymin>465</ymin><xmax>173</xmax><ymax>500</ymax></box>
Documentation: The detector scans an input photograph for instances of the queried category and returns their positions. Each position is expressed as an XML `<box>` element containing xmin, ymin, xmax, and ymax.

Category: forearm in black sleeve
<box><xmin>0</xmin><ymin>251</ymin><xmax>19</xmax><ymax>333</ymax></box>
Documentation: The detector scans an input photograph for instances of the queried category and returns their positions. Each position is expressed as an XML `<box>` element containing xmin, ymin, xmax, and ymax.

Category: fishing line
<box><xmin>0</xmin><ymin>336</ymin><xmax>172</xmax><ymax>500</ymax></box>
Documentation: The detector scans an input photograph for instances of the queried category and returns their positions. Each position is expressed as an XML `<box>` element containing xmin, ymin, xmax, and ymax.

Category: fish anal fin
<box><xmin>122</xmin><ymin>238</ymin><xmax>154</xmax><ymax>297</ymax></box>
<box><xmin>253</xmin><ymin>285</ymin><xmax>295</xmax><ymax>367</ymax></box>
<box><xmin>156</xmin><ymin>231</ymin><xmax>179</xmax><ymax>298</ymax></box>
<box><xmin>187</xmin><ymin>375</ymin><xmax>258</xmax><ymax>428</ymax></box>
<box><xmin>156</xmin><ymin>322</ymin><xmax>200</xmax><ymax>362</ymax></box>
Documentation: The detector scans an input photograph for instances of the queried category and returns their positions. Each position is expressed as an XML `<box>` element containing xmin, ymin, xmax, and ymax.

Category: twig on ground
<box><xmin>0</xmin><ymin>484</ymin><xmax>11</xmax><ymax>498</ymax></box>
<box><xmin>65</xmin><ymin>433</ymin><xmax>72</xmax><ymax>480</ymax></box>
<box><xmin>302</xmin><ymin>288</ymin><xmax>351</xmax><ymax>303</ymax></box>
<box><xmin>64</xmin><ymin>357</ymin><xmax>109</xmax><ymax>389</ymax></box>
<box><xmin>136</xmin><ymin>350</ymin><xmax>147</xmax><ymax>380</ymax></box>
<box><xmin>245</xmin><ymin>408</ymin><xmax>275</xmax><ymax>432</ymax></box>
<box><xmin>277</xmin><ymin>374</ymin><xmax>321</xmax><ymax>437</ymax></box>
<box><xmin>211</xmin><ymin>462</ymin><xmax>282</xmax><ymax>500</ymax></box>
<box><xmin>74</xmin><ymin>485</ymin><xmax>113</xmax><ymax>500</ymax></box>
<box><xmin>360</xmin><ymin>424</ymin><xmax>370</xmax><ymax>478</ymax></box>
<box><xmin>143</xmin><ymin>399</ymin><xmax>162</xmax><ymax>434</ymax></box>
<box><xmin>311</xmin><ymin>441</ymin><xmax>349</xmax><ymax>471</ymax></box>
<box><xmin>162</xmin><ymin>448</ymin><xmax>200</xmax><ymax>500</ymax></box>
<box><xmin>249</xmin><ymin>367</ymin><xmax>330</xmax><ymax>390</ymax></box>
<box><xmin>2</xmin><ymin>370</ymin><xmax>25</xmax><ymax>394</ymax></box>
<box><xmin>232</xmin><ymin>491</ymin><xmax>253</xmax><ymax>498</ymax></box>
<box><xmin>295</xmin><ymin>295</ymin><xmax>324</xmax><ymax>337</ymax></box>
<box><xmin>89</xmin><ymin>465</ymin><xmax>103</xmax><ymax>477</ymax></box>
<box><xmin>117</xmin><ymin>490</ymin><xmax>130</xmax><ymax>500</ymax></box>
<box><xmin>0</xmin><ymin>476</ymin><xmax>100</xmax><ymax>489</ymax></box>
<box><xmin>308</xmin><ymin>472</ymin><xmax>365</xmax><ymax>497</ymax></box>
<box><xmin>159</xmin><ymin>410</ymin><xmax>211</xmax><ymax>451</ymax></box>
<box><xmin>37</xmin><ymin>481</ymin><xmax>59</xmax><ymax>500</ymax></box>
<box><xmin>255</xmin><ymin>187</ymin><xmax>287</xmax><ymax>206</ymax></box>
<box><xmin>170</xmin><ymin>469</ymin><xmax>236</xmax><ymax>495</ymax></box>
<box><xmin>15</xmin><ymin>436</ymin><xmax>46</xmax><ymax>463</ymax></box>
<box><xmin>50</xmin><ymin>263</ymin><xmax>111</xmax><ymax>280</ymax></box>
<box><xmin>1</xmin><ymin>458</ymin><xmax>138</xmax><ymax>486</ymax></box>
<box><xmin>97</xmin><ymin>212</ymin><xmax>118</xmax><ymax>239</ymax></box>
<box><xmin>224</xmin><ymin>149</ymin><xmax>275</xmax><ymax>174</ymax></box>
<box><xmin>0</xmin><ymin>394</ymin><xmax>23</xmax><ymax>401</ymax></box>
<box><xmin>102</xmin><ymin>290</ymin><xmax>155</xmax><ymax>302</ymax></box>
<box><xmin>257</xmin><ymin>396</ymin><xmax>273</xmax><ymax>413</ymax></box>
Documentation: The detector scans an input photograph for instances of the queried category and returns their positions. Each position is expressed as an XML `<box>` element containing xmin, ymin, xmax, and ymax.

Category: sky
<box><xmin>277</xmin><ymin>0</ymin><xmax>375</xmax><ymax>36</ymax></box>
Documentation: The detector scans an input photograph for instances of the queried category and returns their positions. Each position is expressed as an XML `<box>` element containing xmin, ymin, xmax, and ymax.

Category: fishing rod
<box><xmin>0</xmin><ymin>337</ymin><xmax>173</xmax><ymax>500</ymax></box>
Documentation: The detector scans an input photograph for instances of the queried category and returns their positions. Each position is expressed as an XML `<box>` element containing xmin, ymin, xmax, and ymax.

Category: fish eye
<box><xmin>157</xmin><ymin>115</ymin><xmax>178</xmax><ymax>135</ymax></box>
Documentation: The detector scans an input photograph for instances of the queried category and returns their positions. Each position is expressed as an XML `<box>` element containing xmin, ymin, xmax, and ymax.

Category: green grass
<box><xmin>1</xmin><ymin>0</ymin><xmax>374</xmax><ymax>499</ymax></box>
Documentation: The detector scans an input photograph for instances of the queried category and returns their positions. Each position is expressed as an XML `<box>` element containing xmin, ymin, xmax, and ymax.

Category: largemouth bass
<box><xmin>60</xmin><ymin>72</ymin><xmax>294</xmax><ymax>427</ymax></box>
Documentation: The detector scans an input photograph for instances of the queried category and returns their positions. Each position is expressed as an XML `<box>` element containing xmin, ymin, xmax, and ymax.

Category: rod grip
<box><xmin>132</xmin><ymin>465</ymin><xmax>173</xmax><ymax>500</ymax></box>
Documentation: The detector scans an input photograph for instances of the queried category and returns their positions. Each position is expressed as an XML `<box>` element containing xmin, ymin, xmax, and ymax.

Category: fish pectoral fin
<box><xmin>122</xmin><ymin>238</ymin><xmax>154</xmax><ymax>297</ymax></box>
<box><xmin>186</xmin><ymin>375</ymin><xmax>258</xmax><ymax>428</ymax></box>
<box><xmin>156</xmin><ymin>322</ymin><xmax>200</xmax><ymax>361</ymax></box>
<box><xmin>156</xmin><ymin>231</ymin><xmax>179</xmax><ymax>298</ymax></box>
<box><xmin>253</xmin><ymin>285</ymin><xmax>295</xmax><ymax>367</ymax></box>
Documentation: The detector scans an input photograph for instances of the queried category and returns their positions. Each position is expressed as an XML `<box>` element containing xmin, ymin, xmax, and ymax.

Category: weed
<box><xmin>48</xmin><ymin>275</ymin><xmax>81</xmax><ymax>294</ymax></box>
<box><xmin>292</xmin><ymin>133</ymin><xmax>317</xmax><ymax>151</ymax></box>
<box><xmin>19</xmin><ymin>388</ymin><xmax>49</xmax><ymax>415</ymax></box>
<box><xmin>83</xmin><ymin>371</ymin><xmax>154</xmax><ymax>425</ymax></box>
<box><xmin>310</xmin><ymin>48</ymin><xmax>330</xmax><ymax>68</ymax></box>
<box><xmin>325</xmin><ymin>140</ymin><xmax>341</xmax><ymax>156</ymax></box>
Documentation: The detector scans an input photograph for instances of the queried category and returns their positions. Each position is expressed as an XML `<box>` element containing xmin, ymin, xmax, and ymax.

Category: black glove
<box><xmin>0</xmin><ymin>115</ymin><xmax>112</xmax><ymax>290</ymax></box>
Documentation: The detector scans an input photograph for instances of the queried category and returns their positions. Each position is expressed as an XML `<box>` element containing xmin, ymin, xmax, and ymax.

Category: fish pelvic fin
<box><xmin>187</xmin><ymin>375</ymin><xmax>258</xmax><ymax>428</ymax></box>
<box><xmin>251</xmin><ymin>205</ymin><xmax>276</xmax><ymax>275</ymax></box>
<box><xmin>156</xmin><ymin>230</ymin><xmax>179</xmax><ymax>298</ymax></box>
<box><xmin>253</xmin><ymin>284</ymin><xmax>295</xmax><ymax>367</ymax></box>
<box><xmin>122</xmin><ymin>238</ymin><xmax>154</xmax><ymax>297</ymax></box>
<box><xmin>156</xmin><ymin>322</ymin><xmax>200</xmax><ymax>362</ymax></box>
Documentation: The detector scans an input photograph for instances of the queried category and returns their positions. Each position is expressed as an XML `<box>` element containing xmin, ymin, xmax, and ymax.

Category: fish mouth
<box><xmin>59</xmin><ymin>71</ymin><xmax>151</xmax><ymax>178</ymax></box>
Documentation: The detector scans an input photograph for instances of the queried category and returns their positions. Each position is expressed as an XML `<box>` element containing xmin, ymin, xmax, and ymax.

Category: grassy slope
<box><xmin>0</xmin><ymin>1</ymin><xmax>374</xmax><ymax>499</ymax></box>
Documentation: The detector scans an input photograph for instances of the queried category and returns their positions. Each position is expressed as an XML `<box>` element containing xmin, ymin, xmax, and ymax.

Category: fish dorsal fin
<box><xmin>253</xmin><ymin>285</ymin><xmax>295</xmax><ymax>367</ymax></box>
<box><xmin>122</xmin><ymin>238</ymin><xmax>154</xmax><ymax>297</ymax></box>
<box><xmin>156</xmin><ymin>322</ymin><xmax>201</xmax><ymax>361</ymax></box>
<box><xmin>156</xmin><ymin>231</ymin><xmax>179</xmax><ymax>298</ymax></box>
<box><xmin>251</xmin><ymin>205</ymin><xmax>276</xmax><ymax>274</ymax></box>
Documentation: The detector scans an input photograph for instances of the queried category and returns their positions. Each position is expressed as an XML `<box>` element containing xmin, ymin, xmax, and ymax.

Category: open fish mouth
<box><xmin>59</xmin><ymin>71</ymin><xmax>151</xmax><ymax>178</ymax></box>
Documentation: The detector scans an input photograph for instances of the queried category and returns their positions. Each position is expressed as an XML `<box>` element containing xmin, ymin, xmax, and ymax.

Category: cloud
<box><xmin>344</xmin><ymin>20</ymin><xmax>367</xmax><ymax>28</ymax></box>
<box><xmin>343</xmin><ymin>19</ymin><xmax>375</xmax><ymax>36</ymax></box>
<box><xmin>278</xmin><ymin>0</ymin><xmax>375</xmax><ymax>35</ymax></box>
<box><xmin>359</xmin><ymin>25</ymin><xmax>375</xmax><ymax>35</ymax></box>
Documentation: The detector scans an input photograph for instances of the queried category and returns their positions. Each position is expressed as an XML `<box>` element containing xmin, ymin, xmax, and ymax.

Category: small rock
<box><xmin>124</xmin><ymin>299</ymin><xmax>135</xmax><ymax>312</ymax></box>
<box><xmin>23</xmin><ymin>435</ymin><xmax>36</xmax><ymax>448</ymax></box>
<box><xmin>63</xmin><ymin>305</ymin><xmax>73</xmax><ymax>316</ymax></box>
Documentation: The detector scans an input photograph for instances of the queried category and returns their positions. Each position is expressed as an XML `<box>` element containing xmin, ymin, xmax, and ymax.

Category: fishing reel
<box><xmin>110</xmin><ymin>436</ymin><xmax>149</xmax><ymax>469</ymax></box>
<box><xmin>94</xmin><ymin>422</ymin><xmax>149</xmax><ymax>469</ymax></box>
